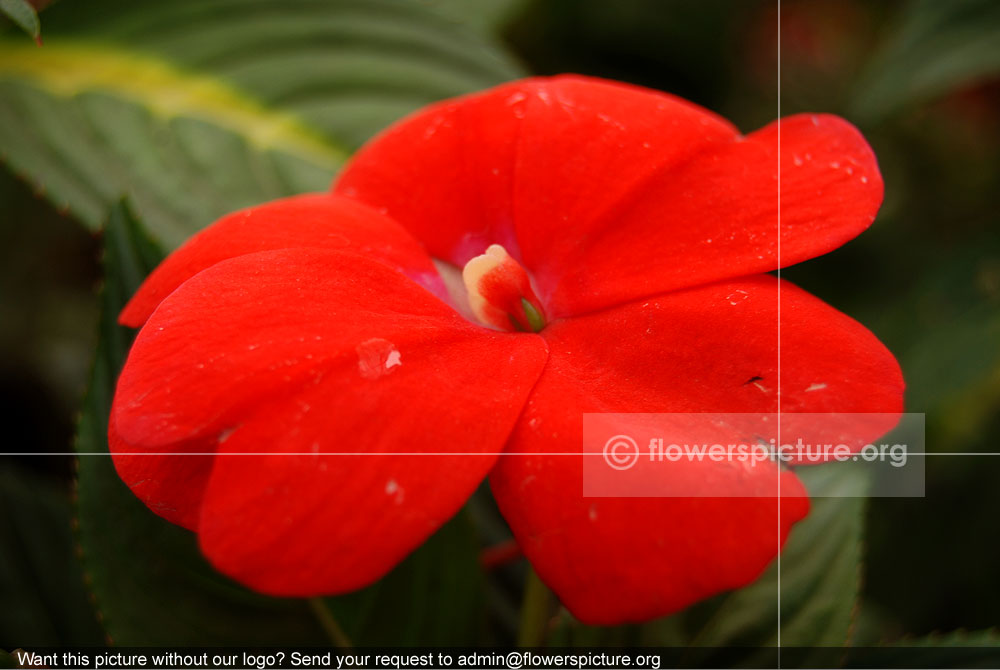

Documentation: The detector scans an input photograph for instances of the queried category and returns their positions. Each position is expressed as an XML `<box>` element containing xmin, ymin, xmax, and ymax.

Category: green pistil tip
<box><xmin>521</xmin><ymin>298</ymin><xmax>546</xmax><ymax>333</ymax></box>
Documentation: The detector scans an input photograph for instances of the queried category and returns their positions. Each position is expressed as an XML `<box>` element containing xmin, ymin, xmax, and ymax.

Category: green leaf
<box><xmin>0</xmin><ymin>42</ymin><xmax>341</xmax><ymax>249</ymax></box>
<box><xmin>324</xmin><ymin>510</ymin><xmax>487</xmax><ymax>646</ymax></box>
<box><xmin>645</xmin><ymin>463</ymin><xmax>870</xmax><ymax>666</ymax></box>
<box><xmin>0</xmin><ymin>464</ymin><xmax>105</xmax><ymax>646</ymax></box>
<box><xmin>418</xmin><ymin>0</ymin><xmax>528</xmax><ymax>33</ymax></box>
<box><xmin>0</xmin><ymin>0</ymin><xmax>524</xmax><ymax>248</ymax></box>
<box><xmin>846</xmin><ymin>629</ymin><xmax>1000</xmax><ymax>668</ymax></box>
<box><xmin>38</xmin><ymin>0</ymin><xmax>523</xmax><ymax>148</ymax></box>
<box><xmin>0</xmin><ymin>0</ymin><xmax>40</xmax><ymax>43</ymax></box>
<box><xmin>852</xmin><ymin>0</ymin><xmax>1000</xmax><ymax>121</ymax></box>
<box><xmin>670</xmin><ymin>464</ymin><xmax>869</xmax><ymax>653</ymax></box>
<box><xmin>74</xmin><ymin>201</ymin><xmax>486</xmax><ymax>645</ymax></box>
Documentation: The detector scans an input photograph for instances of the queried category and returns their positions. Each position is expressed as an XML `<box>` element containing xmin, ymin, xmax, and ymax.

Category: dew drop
<box><xmin>727</xmin><ymin>289</ymin><xmax>750</xmax><ymax>305</ymax></box>
<box><xmin>357</xmin><ymin>338</ymin><xmax>402</xmax><ymax>379</ymax></box>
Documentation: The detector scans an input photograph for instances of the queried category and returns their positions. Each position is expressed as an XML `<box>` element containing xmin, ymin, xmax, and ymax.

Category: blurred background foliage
<box><xmin>1</xmin><ymin>0</ymin><xmax>999</xmax><ymax>660</ymax></box>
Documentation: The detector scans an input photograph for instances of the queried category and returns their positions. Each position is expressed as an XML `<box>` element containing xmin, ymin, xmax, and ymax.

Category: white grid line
<box><xmin>3</xmin><ymin>452</ymin><xmax>986</xmax><ymax>457</ymax></box>
<box><xmin>777</xmin><ymin>0</ymin><xmax>783</xmax><ymax>660</ymax></box>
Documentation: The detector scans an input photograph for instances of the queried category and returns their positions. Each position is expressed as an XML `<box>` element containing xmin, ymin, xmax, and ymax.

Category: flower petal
<box><xmin>111</xmin><ymin>248</ymin><xmax>547</xmax><ymax>592</ymax></box>
<box><xmin>548</xmin><ymin>113</ymin><xmax>884</xmax><ymax>315</ymax></box>
<box><xmin>108</xmin><ymin>415</ymin><xmax>212</xmax><ymax>530</ymax></box>
<box><xmin>119</xmin><ymin>193</ymin><xmax>444</xmax><ymax>327</ymax></box>
<box><xmin>334</xmin><ymin>79</ymin><xmax>530</xmax><ymax>263</ymax></box>
<box><xmin>490</xmin><ymin>276</ymin><xmax>902</xmax><ymax>624</ymax></box>
<box><xmin>333</xmin><ymin>75</ymin><xmax>883</xmax><ymax>316</ymax></box>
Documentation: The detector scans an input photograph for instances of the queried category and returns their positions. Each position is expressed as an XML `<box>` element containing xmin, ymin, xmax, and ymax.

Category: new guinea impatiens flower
<box><xmin>109</xmin><ymin>75</ymin><xmax>903</xmax><ymax>625</ymax></box>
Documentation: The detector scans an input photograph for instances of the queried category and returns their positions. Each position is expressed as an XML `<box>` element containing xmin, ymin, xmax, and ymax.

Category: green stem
<box><xmin>517</xmin><ymin>568</ymin><xmax>552</xmax><ymax>647</ymax></box>
<box><xmin>307</xmin><ymin>597</ymin><xmax>353</xmax><ymax>648</ymax></box>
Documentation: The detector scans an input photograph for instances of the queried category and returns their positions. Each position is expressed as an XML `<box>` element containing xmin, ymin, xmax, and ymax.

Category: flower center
<box><xmin>462</xmin><ymin>244</ymin><xmax>546</xmax><ymax>333</ymax></box>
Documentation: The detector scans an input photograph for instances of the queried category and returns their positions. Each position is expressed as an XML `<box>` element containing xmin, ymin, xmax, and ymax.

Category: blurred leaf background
<box><xmin>1</xmin><ymin>0</ymin><xmax>999</xmax><ymax>661</ymax></box>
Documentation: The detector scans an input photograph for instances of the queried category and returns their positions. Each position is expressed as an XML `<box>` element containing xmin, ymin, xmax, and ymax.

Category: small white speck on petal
<box><xmin>385</xmin><ymin>479</ymin><xmax>405</xmax><ymax>504</ymax></box>
<box><xmin>805</xmin><ymin>383</ymin><xmax>828</xmax><ymax>392</ymax></box>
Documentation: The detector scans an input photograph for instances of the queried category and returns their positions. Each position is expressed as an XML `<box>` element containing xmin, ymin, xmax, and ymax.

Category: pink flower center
<box><xmin>461</xmin><ymin>244</ymin><xmax>547</xmax><ymax>333</ymax></box>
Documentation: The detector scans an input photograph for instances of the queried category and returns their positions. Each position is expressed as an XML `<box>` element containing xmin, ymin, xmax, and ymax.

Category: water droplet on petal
<box><xmin>727</xmin><ymin>289</ymin><xmax>750</xmax><ymax>305</ymax></box>
<box><xmin>357</xmin><ymin>338</ymin><xmax>402</xmax><ymax>379</ymax></box>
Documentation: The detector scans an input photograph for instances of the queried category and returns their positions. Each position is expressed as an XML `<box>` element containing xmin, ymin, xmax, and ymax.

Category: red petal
<box><xmin>119</xmin><ymin>193</ymin><xmax>444</xmax><ymax>328</ymax></box>
<box><xmin>334</xmin><ymin>80</ymin><xmax>529</xmax><ymax>263</ymax></box>
<box><xmin>490</xmin><ymin>276</ymin><xmax>902</xmax><ymax>624</ymax></box>
<box><xmin>333</xmin><ymin>75</ymin><xmax>735</xmax><ymax>269</ymax></box>
<box><xmin>111</xmin><ymin>248</ymin><xmax>547</xmax><ymax>594</ymax></box>
<box><xmin>550</xmin><ymin>113</ymin><xmax>884</xmax><ymax>315</ymax></box>
<box><xmin>334</xmin><ymin>75</ymin><xmax>883</xmax><ymax>316</ymax></box>
<box><xmin>108</xmin><ymin>415</ymin><xmax>212</xmax><ymax>530</ymax></box>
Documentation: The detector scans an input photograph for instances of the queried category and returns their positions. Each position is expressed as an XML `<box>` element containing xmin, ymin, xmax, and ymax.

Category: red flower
<box><xmin>109</xmin><ymin>76</ymin><xmax>903</xmax><ymax>625</ymax></box>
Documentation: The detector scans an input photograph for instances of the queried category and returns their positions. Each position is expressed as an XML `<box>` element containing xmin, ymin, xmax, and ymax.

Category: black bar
<box><xmin>4</xmin><ymin>646</ymin><xmax>1000</xmax><ymax>670</ymax></box>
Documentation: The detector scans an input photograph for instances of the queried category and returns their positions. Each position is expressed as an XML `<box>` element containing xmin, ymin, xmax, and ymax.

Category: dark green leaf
<box><xmin>324</xmin><ymin>511</ymin><xmax>486</xmax><ymax>646</ymax></box>
<box><xmin>0</xmin><ymin>464</ymin><xmax>105</xmax><ymax>646</ymax></box>
<box><xmin>846</xmin><ymin>629</ymin><xmax>1000</xmax><ymax>668</ymax></box>
<box><xmin>418</xmin><ymin>0</ymin><xmax>527</xmax><ymax>33</ymax></box>
<box><xmin>0</xmin><ymin>45</ymin><xmax>342</xmax><ymax>248</ymax></box>
<box><xmin>661</xmin><ymin>463</ymin><xmax>870</xmax><ymax>657</ymax></box>
<box><xmin>852</xmin><ymin>0</ymin><xmax>1000</xmax><ymax>121</ymax></box>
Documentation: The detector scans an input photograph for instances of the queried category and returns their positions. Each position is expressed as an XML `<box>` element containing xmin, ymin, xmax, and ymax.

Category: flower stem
<box><xmin>516</xmin><ymin>568</ymin><xmax>552</xmax><ymax>647</ymax></box>
<box><xmin>307</xmin><ymin>597</ymin><xmax>353</xmax><ymax>648</ymax></box>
